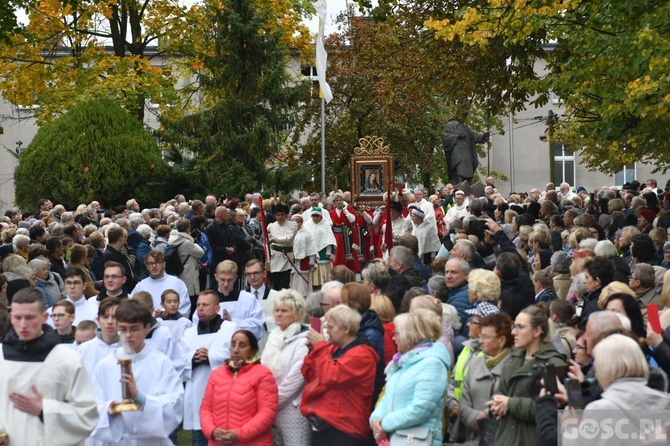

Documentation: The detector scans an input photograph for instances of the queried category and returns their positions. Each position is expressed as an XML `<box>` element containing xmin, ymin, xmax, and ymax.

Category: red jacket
<box><xmin>200</xmin><ymin>363</ymin><xmax>278</xmax><ymax>446</ymax></box>
<box><xmin>382</xmin><ymin>322</ymin><xmax>397</xmax><ymax>366</ymax></box>
<box><xmin>300</xmin><ymin>340</ymin><xmax>378</xmax><ymax>439</ymax></box>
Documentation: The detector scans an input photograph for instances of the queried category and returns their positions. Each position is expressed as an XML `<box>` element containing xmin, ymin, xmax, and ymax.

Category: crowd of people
<box><xmin>2</xmin><ymin>176</ymin><xmax>670</xmax><ymax>445</ymax></box>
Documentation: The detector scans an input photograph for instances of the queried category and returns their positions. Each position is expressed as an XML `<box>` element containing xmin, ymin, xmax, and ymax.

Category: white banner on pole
<box><xmin>315</xmin><ymin>0</ymin><xmax>333</xmax><ymax>103</ymax></box>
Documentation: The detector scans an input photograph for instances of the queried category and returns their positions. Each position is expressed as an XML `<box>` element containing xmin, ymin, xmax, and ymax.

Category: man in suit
<box><xmin>244</xmin><ymin>259</ymin><xmax>278</xmax><ymax>352</ymax></box>
<box><xmin>244</xmin><ymin>259</ymin><xmax>277</xmax><ymax>331</ymax></box>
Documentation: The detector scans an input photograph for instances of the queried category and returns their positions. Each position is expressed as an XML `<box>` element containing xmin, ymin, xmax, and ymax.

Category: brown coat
<box><xmin>553</xmin><ymin>273</ymin><xmax>571</xmax><ymax>300</ymax></box>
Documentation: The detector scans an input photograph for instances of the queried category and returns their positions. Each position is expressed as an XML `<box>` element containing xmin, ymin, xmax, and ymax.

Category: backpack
<box><xmin>163</xmin><ymin>242</ymin><xmax>186</xmax><ymax>276</ymax></box>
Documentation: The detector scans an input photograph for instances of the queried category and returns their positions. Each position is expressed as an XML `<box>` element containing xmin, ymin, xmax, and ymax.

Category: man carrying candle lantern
<box><xmin>90</xmin><ymin>299</ymin><xmax>184</xmax><ymax>445</ymax></box>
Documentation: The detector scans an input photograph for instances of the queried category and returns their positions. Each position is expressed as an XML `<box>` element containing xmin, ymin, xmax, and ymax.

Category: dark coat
<box><xmin>500</xmin><ymin>274</ymin><xmax>535</xmax><ymax>320</ymax></box>
<box><xmin>495</xmin><ymin>343</ymin><xmax>567</xmax><ymax>446</ymax></box>
<box><xmin>535</xmin><ymin>287</ymin><xmax>559</xmax><ymax>303</ymax></box>
<box><xmin>102</xmin><ymin>245</ymin><xmax>137</xmax><ymax>293</ymax></box>
<box><xmin>579</xmin><ymin>289</ymin><xmax>601</xmax><ymax>330</ymax></box>
<box><xmin>611</xmin><ymin>256</ymin><xmax>630</xmax><ymax>282</ymax></box>
<box><xmin>400</xmin><ymin>267</ymin><xmax>427</xmax><ymax>288</ymax></box>
<box><xmin>205</xmin><ymin>219</ymin><xmax>235</xmax><ymax>270</ymax></box>
<box><xmin>360</xmin><ymin>309</ymin><xmax>386</xmax><ymax>411</ymax></box>
<box><xmin>0</xmin><ymin>243</ymin><xmax>14</xmax><ymax>262</ymax></box>
<box><xmin>228</xmin><ymin>222</ymin><xmax>252</xmax><ymax>272</ymax></box>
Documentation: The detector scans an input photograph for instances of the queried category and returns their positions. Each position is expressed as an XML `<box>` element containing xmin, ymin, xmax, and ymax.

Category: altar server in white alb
<box><xmin>156</xmin><ymin>289</ymin><xmax>193</xmax><ymax>341</ymax></box>
<box><xmin>90</xmin><ymin>299</ymin><xmax>183</xmax><ymax>446</ymax></box>
<box><xmin>0</xmin><ymin>288</ymin><xmax>98</xmax><ymax>446</ymax></box>
<box><xmin>193</xmin><ymin>260</ymin><xmax>265</xmax><ymax>342</ymax></box>
<box><xmin>289</xmin><ymin>213</ymin><xmax>318</xmax><ymax>297</ymax></box>
<box><xmin>182</xmin><ymin>290</ymin><xmax>237</xmax><ymax>445</ymax></box>
<box><xmin>47</xmin><ymin>268</ymin><xmax>99</xmax><ymax>328</ymax></box>
<box><xmin>131</xmin><ymin>250</ymin><xmax>191</xmax><ymax>317</ymax></box>
<box><xmin>78</xmin><ymin>297</ymin><xmax>122</xmax><ymax>376</ymax></box>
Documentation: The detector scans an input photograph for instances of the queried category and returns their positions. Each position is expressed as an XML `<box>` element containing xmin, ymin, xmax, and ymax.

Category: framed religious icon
<box><xmin>350</xmin><ymin>136</ymin><xmax>395</xmax><ymax>208</ymax></box>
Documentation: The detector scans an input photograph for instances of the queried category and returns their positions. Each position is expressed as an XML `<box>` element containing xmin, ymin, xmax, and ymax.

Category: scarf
<box><xmin>261</xmin><ymin>322</ymin><xmax>302</xmax><ymax>376</ymax></box>
<box><xmin>225</xmin><ymin>355</ymin><xmax>261</xmax><ymax>374</ymax></box>
<box><xmin>384</xmin><ymin>340</ymin><xmax>433</xmax><ymax>379</ymax></box>
<box><xmin>304</xmin><ymin>218</ymin><xmax>337</xmax><ymax>252</ymax></box>
<box><xmin>485</xmin><ymin>347</ymin><xmax>510</xmax><ymax>370</ymax></box>
<box><xmin>292</xmin><ymin>227</ymin><xmax>318</xmax><ymax>261</ymax></box>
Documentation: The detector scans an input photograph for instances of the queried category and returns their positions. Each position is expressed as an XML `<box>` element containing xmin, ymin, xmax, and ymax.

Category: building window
<box><xmin>301</xmin><ymin>65</ymin><xmax>318</xmax><ymax>80</ymax></box>
<box><xmin>552</xmin><ymin>143</ymin><xmax>575</xmax><ymax>185</ymax></box>
<box><xmin>614</xmin><ymin>163</ymin><xmax>636</xmax><ymax>187</ymax></box>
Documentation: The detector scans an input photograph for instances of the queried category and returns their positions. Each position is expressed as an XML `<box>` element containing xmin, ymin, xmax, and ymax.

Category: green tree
<box><xmin>419</xmin><ymin>0</ymin><xmax>670</xmax><ymax>173</ymax></box>
<box><xmin>290</xmin><ymin>10</ymin><xmax>499</xmax><ymax>191</ymax></box>
<box><xmin>159</xmin><ymin>0</ymin><xmax>309</xmax><ymax>197</ymax></box>
<box><xmin>14</xmin><ymin>98</ymin><xmax>166</xmax><ymax>209</ymax></box>
<box><xmin>0</xmin><ymin>0</ymin><xmax>312</xmax><ymax>125</ymax></box>
<box><xmin>0</xmin><ymin>0</ymin><xmax>28</xmax><ymax>43</ymax></box>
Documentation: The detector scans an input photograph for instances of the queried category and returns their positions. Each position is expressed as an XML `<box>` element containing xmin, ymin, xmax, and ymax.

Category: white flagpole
<box><xmin>321</xmin><ymin>97</ymin><xmax>326</xmax><ymax>194</ymax></box>
<box><xmin>315</xmin><ymin>0</ymin><xmax>332</xmax><ymax>194</ymax></box>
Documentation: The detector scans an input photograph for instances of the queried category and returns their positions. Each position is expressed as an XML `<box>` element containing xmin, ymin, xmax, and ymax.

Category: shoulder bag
<box><xmin>388</xmin><ymin>373</ymin><xmax>434</xmax><ymax>446</ymax></box>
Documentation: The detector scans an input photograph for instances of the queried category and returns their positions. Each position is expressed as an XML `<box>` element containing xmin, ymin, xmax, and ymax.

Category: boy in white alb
<box><xmin>91</xmin><ymin>299</ymin><xmax>183</xmax><ymax>446</ymax></box>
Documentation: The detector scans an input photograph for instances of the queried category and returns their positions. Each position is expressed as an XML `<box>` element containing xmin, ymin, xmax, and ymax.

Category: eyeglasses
<box><xmin>246</xmin><ymin>271</ymin><xmax>262</xmax><ymax>276</ymax></box>
<box><xmin>51</xmin><ymin>313</ymin><xmax>72</xmax><ymax>320</ymax></box>
<box><xmin>146</xmin><ymin>262</ymin><xmax>162</xmax><ymax>267</ymax></box>
<box><xmin>65</xmin><ymin>281</ymin><xmax>83</xmax><ymax>287</ymax></box>
<box><xmin>104</xmin><ymin>275</ymin><xmax>122</xmax><ymax>280</ymax></box>
<box><xmin>512</xmin><ymin>323</ymin><xmax>529</xmax><ymax>330</ymax></box>
<box><xmin>629</xmin><ymin>276</ymin><xmax>639</xmax><ymax>281</ymax></box>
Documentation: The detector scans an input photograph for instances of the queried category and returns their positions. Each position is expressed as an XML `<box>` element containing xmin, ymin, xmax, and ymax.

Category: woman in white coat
<box><xmin>260</xmin><ymin>289</ymin><xmax>311</xmax><ymax>446</ymax></box>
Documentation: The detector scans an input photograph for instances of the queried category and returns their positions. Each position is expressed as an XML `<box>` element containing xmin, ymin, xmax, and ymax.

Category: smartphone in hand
<box><xmin>544</xmin><ymin>364</ymin><xmax>559</xmax><ymax>394</ymax></box>
<box><xmin>310</xmin><ymin>316</ymin><xmax>322</xmax><ymax>333</ymax></box>
<box><xmin>565</xmin><ymin>378</ymin><xmax>585</xmax><ymax>409</ymax></box>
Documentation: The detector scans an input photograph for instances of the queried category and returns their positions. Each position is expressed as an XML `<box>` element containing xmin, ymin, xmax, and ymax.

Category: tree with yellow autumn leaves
<box><xmin>363</xmin><ymin>0</ymin><xmax>670</xmax><ymax>173</ymax></box>
<box><xmin>0</xmin><ymin>0</ymin><xmax>312</xmax><ymax>125</ymax></box>
<box><xmin>3</xmin><ymin>0</ymin><xmax>314</xmax><ymax>203</ymax></box>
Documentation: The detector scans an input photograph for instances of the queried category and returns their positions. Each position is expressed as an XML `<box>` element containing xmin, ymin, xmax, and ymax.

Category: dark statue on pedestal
<box><xmin>443</xmin><ymin>114</ymin><xmax>489</xmax><ymax>185</ymax></box>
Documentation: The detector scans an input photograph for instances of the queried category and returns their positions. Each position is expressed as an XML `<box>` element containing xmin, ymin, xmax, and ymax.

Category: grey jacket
<box><xmin>458</xmin><ymin>351</ymin><xmax>512</xmax><ymax>445</ymax></box>
<box><xmin>168</xmin><ymin>232</ymin><xmax>205</xmax><ymax>296</ymax></box>
<box><xmin>572</xmin><ymin>378</ymin><xmax>670</xmax><ymax>446</ymax></box>
<box><xmin>586</xmin><ymin>377</ymin><xmax>670</xmax><ymax>411</ymax></box>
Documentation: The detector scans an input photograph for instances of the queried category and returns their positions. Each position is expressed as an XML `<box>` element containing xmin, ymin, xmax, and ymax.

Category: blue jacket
<box><xmin>370</xmin><ymin>342</ymin><xmax>450</xmax><ymax>446</ymax></box>
<box><xmin>447</xmin><ymin>283</ymin><xmax>473</xmax><ymax>336</ymax></box>
<box><xmin>196</xmin><ymin>231</ymin><xmax>213</xmax><ymax>272</ymax></box>
<box><xmin>136</xmin><ymin>239</ymin><xmax>152</xmax><ymax>280</ymax></box>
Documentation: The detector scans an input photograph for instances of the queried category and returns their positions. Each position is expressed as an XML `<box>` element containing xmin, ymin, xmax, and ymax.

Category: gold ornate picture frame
<box><xmin>350</xmin><ymin>136</ymin><xmax>395</xmax><ymax>208</ymax></box>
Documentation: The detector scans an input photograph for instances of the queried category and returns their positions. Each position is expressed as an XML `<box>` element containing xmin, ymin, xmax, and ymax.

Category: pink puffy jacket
<box><xmin>200</xmin><ymin>363</ymin><xmax>278</xmax><ymax>446</ymax></box>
